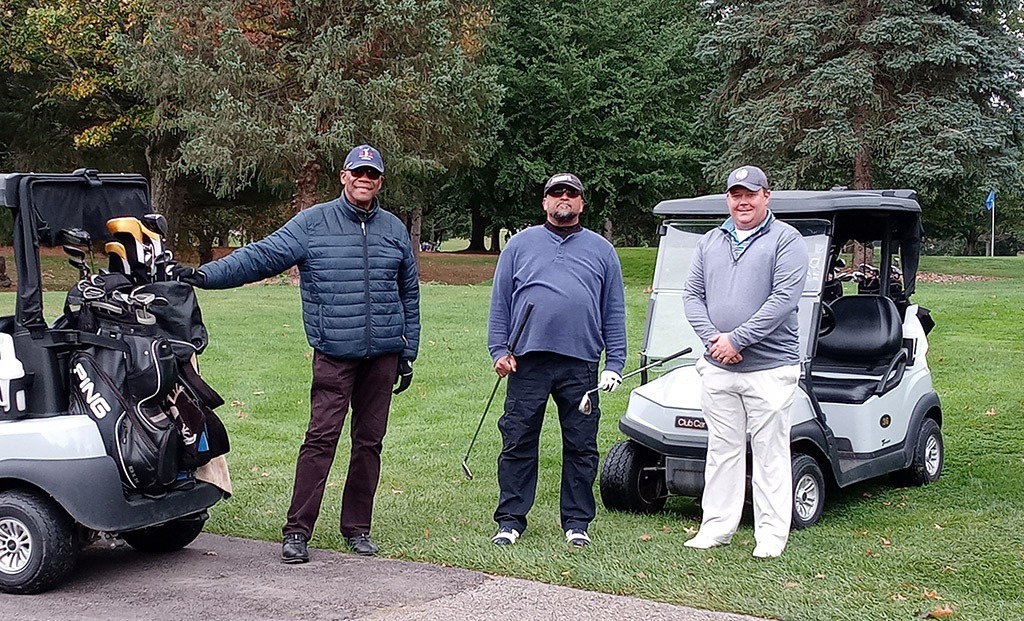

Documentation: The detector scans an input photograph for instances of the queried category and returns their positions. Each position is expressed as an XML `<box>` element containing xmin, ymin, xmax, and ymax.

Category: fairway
<box><xmin>2</xmin><ymin>253</ymin><xmax>1022</xmax><ymax>621</ymax></box>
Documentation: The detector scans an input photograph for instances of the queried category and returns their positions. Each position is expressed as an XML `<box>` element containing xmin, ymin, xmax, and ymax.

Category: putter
<box><xmin>461</xmin><ymin>302</ymin><xmax>535</xmax><ymax>481</ymax></box>
<box><xmin>577</xmin><ymin>347</ymin><xmax>693</xmax><ymax>415</ymax></box>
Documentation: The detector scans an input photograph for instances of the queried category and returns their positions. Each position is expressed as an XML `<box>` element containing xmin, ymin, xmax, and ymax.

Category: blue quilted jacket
<box><xmin>200</xmin><ymin>195</ymin><xmax>420</xmax><ymax>361</ymax></box>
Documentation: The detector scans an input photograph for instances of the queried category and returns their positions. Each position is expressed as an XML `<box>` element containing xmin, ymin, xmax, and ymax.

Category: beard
<box><xmin>551</xmin><ymin>209</ymin><xmax>577</xmax><ymax>224</ymax></box>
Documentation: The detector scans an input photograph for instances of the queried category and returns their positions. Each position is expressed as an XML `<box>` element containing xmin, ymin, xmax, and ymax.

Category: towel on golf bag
<box><xmin>165</xmin><ymin>361</ymin><xmax>229</xmax><ymax>470</ymax></box>
<box><xmin>68</xmin><ymin>334</ymin><xmax>181</xmax><ymax>494</ymax></box>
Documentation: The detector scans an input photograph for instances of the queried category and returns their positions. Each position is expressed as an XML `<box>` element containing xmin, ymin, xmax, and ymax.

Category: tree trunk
<box><xmin>851</xmin><ymin>146</ymin><xmax>875</xmax><ymax>267</ymax></box>
<box><xmin>409</xmin><ymin>206</ymin><xmax>423</xmax><ymax>265</ymax></box>
<box><xmin>292</xmin><ymin>159</ymin><xmax>322</xmax><ymax>213</ymax></box>
<box><xmin>602</xmin><ymin>217</ymin><xmax>614</xmax><ymax>243</ymax></box>
<box><xmin>489</xmin><ymin>227</ymin><xmax>501</xmax><ymax>253</ymax></box>
<box><xmin>467</xmin><ymin>204</ymin><xmax>488</xmax><ymax>251</ymax></box>
<box><xmin>145</xmin><ymin>136</ymin><xmax>187</xmax><ymax>250</ymax></box>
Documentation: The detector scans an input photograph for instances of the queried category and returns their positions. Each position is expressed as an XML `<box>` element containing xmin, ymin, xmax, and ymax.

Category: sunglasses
<box><xmin>349</xmin><ymin>167</ymin><xmax>382</xmax><ymax>180</ymax></box>
<box><xmin>546</xmin><ymin>187</ymin><xmax>581</xmax><ymax>198</ymax></box>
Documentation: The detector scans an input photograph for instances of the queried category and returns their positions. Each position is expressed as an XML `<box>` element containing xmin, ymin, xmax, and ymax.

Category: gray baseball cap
<box><xmin>543</xmin><ymin>172</ymin><xmax>585</xmax><ymax>195</ymax></box>
<box><xmin>726</xmin><ymin>166</ymin><xmax>770</xmax><ymax>192</ymax></box>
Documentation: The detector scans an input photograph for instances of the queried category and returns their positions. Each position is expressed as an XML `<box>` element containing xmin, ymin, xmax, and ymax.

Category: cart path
<box><xmin>0</xmin><ymin>533</ymin><xmax>763</xmax><ymax>621</ymax></box>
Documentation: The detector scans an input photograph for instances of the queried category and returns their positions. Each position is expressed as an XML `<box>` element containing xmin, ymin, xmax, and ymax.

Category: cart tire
<box><xmin>791</xmin><ymin>454</ymin><xmax>825</xmax><ymax>530</ymax></box>
<box><xmin>600</xmin><ymin>441</ymin><xmax>667</xmax><ymax>513</ymax></box>
<box><xmin>892</xmin><ymin>418</ymin><xmax>943</xmax><ymax>487</ymax></box>
<box><xmin>0</xmin><ymin>489</ymin><xmax>79</xmax><ymax>595</ymax></box>
<box><xmin>121</xmin><ymin>512</ymin><xmax>207</xmax><ymax>554</ymax></box>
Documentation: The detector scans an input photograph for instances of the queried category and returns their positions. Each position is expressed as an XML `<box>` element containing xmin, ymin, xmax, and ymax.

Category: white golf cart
<box><xmin>599</xmin><ymin>188</ymin><xmax>943</xmax><ymax>528</ymax></box>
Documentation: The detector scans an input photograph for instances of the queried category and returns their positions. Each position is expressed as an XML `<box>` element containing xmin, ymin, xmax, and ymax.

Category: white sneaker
<box><xmin>752</xmin><ymin>545</ymin><xmax>783</xmax><ymax>559</ymax></box>
<box><xmin>683</xmin><ymin>535</ymin><xmax>730</xmax><ymax>549</ymax></box>
<box><xmin>492</xmin><ymin>527</ymin><xmax>521</xmax><ymax>546</ymax></box>
<box><xmin>565</xmin><ymin>529</ymin><xmax>591</xmax><ymax>547</ymax></box>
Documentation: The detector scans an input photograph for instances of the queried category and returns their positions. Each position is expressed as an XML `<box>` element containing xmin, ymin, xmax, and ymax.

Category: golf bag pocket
<box><xmin>166</xmin><ymin>380</ymin><xmax>229</xmax><ymax>470</ymax></box>
<box><xmin>69</xmin><ymin>346</ymin><xmax>180</xmax><ymax>493</ymax></box>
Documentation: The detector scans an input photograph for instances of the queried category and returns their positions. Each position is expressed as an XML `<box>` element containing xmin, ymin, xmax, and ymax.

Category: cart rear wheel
<box><xmin>791</xmin><ymin>454</ymin><xmax>825</xmax><ymax>529</ymax></box>
<box><xmin>121</xmin><ymin>512</ymin><xmax>207</xmax><ymax>554</ymax></box>
<box><xmin>600</xmin><ymin>441</ymin><xmax>667</xmax><ymax>513</ymax></box>
<box><xmin>0</xmin><ymin>489</ymin><xmax>79</xmax><ymax>595</ymax></box>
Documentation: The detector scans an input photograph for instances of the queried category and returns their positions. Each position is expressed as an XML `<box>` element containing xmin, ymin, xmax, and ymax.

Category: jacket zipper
<box><xmin>362</xmin><ymin>220</ymin><xmax>371</xmax><ymax>356</ymax></box>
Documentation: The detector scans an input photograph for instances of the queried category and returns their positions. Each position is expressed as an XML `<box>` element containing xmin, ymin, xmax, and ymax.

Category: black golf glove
<box><xmin>171</xmin><ymin>264</ymin><xmax>207</xmax><ymax>287</ymax></box>
<box><xmin>393</xmin><ymin>359</ymin><xmax>413</xmax><ymax>394</ymax></box>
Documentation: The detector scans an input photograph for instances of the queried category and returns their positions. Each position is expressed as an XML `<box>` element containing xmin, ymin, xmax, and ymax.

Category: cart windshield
<box><xmin>642</xmin><ymin>218</ymin><xmax>831</xmax><ymax>366</ymax></box>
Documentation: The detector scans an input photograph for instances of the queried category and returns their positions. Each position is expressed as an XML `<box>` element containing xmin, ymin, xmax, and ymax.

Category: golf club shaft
<box><xmin>461</xmin><ymin>302</ymin><xmax>535</xmax><ymax>479</ymax></box>
<box><xmin>585</xmin><ymin>346</ymin><xmax>693</xmax><ymax>397</ymax></box>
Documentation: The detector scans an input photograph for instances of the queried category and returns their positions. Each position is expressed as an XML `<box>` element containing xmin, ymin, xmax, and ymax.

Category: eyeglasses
<box><xmin>546</xmin><ymin>187</ymin><xmax>581</xmax><ymax>198</ymax></box>
<box><xmin>349</xmin><ymin>167</ymin><xmax>382</xmax><ymax>180</ymax></box>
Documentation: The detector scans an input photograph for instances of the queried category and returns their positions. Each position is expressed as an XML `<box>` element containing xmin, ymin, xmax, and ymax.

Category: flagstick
<box><xmin>991</xmin><ymin>198</ymin><xmax>996</xmax><ymax>257</ymax></box>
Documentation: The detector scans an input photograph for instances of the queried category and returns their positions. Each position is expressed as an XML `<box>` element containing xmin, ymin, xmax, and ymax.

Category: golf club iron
<box><xmin>461</xmin><ymin>302</ymin><xmax>535</xmax><ymax>481</ymax></box>
<box><xmin>577</xmin><ymin>347</ymin><xmax>693</xmax><ymax>415</ymax></box>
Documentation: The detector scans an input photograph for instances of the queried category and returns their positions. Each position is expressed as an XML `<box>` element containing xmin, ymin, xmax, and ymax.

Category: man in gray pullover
<box><xmin>682</xmin><ymin>165</ymin><xmax>808</xmax><ymax>558</ymax></box>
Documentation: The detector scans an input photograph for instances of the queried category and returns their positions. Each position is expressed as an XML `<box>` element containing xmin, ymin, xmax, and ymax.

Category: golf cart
<box><xmin>0</xmin><ymin>170</ymin><xmax>229</xmax><ymax>594</ymax></box>
<box><xmin>599</xmin><ymin>188</ymin><xmax>942</xmax><ymax>528</ymax></box>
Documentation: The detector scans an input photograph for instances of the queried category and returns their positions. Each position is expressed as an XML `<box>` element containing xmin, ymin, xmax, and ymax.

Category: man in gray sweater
<box><xmin>682</xmin><ymin>165</ymin><xmax>808</xmax><ymax>558</ymax></box>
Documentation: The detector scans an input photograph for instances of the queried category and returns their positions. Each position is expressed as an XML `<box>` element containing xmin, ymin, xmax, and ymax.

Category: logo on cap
<box><xmin>735</xmin><ymin>168</ymin><xmax>749</xmax><ymax>180</ymax></box>
<box><xmin>358</xmin><ymin>147</ymin><xmax>375</xmax><ymax>161</ymax></box>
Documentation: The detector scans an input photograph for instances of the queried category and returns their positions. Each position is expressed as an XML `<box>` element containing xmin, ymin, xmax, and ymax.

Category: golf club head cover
<box><xmin>598</xmin><ymin>370</ymin><xmax>622</xmax><ymax>392</ymax></box>
<box><xmin>170</xmin><ymin>264</ymin><xmax>207</xmax><ymax>288</ymax></box>
<box><xmin>393</xmin><ymin>359</ymin><xmax>413</xmax><ymax>394</ymax></box>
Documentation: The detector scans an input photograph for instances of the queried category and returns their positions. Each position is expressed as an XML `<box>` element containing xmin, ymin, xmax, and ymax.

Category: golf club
<box><xmin>577</xmin><ymin>347</ymin><xmax>692</xmax><ymax>415</ymax></box>
<box><xmin>461</xmin><ymin>302</ymin><xmax>535</xmax><ymax>481</ymax></box>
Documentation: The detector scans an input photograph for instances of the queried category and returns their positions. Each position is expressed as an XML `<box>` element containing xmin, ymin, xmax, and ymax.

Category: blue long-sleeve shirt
<box><xmin>487</xmin><ymin>225</ymin><xmax>626</xmax><ymax>374</ymax></box>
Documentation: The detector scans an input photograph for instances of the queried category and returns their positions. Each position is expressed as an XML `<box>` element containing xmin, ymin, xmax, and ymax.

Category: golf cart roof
<box><xmin>654</xmin><ymin>188</ymin><xmax>921</xmax><ymax>216</ymax></box>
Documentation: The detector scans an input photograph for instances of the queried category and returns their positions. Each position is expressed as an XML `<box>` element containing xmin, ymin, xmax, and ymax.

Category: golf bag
<box><xmin>68</xmin><ymin>334</ymin><xmax>181</xmax><ymax>494</ymax></box>
<box><xmin>63</xmin><ymin>266</ymin><xmax>225</xmax><ymax>494</ymax></box>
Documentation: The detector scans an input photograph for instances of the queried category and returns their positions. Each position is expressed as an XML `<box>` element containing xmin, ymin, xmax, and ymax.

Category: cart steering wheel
<box><xmin>819</xmin><ymin>301</ymin><xmax>837</xmax><ymax>337</ymax></box>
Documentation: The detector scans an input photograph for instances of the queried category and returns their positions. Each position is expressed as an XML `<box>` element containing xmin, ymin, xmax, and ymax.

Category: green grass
<box><xmin>2</xmin><ymin>254</ymin><xmax>1022</xmax><ymax>620</ymax></box>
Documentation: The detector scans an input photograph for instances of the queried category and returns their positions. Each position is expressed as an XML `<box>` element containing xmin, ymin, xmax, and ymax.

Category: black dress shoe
<box><xmin>282</xmin><ymin>533</ymin><xmax>309</xmax><ymax>563</ymax></box>
<box><xmin>346</xmin><ymin>533</ymin><xmax>379</xmax><ymax>556</ymax></box>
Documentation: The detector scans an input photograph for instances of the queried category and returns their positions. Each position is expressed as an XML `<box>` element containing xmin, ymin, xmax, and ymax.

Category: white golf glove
<box><xmin>598</xmin><ymin>370</ymin><xmax>623</xmax><ymax>392</ymax></box>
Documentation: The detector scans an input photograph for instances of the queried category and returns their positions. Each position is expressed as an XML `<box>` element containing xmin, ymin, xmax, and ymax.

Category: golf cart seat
<box><xmin>812</xmin><ymin>295</ymin><xmax>908</xmax><ymax>404</ymax></box>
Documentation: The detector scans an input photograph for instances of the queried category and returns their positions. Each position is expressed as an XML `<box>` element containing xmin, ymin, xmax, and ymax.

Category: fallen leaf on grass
<box><xmin>204</xmin><ymin>550</ymin><xmax>218</xmax><ymax>556</ymax></box>
<box><xmin>561</xmin><ymin>570</ymin><xmax>572</xmax><ymax>576</ymax></box>
<box><xmin>249</xmin><ymin>466</ymin><xmax>260</xmax><ymax>472</ymax></box>
<box><xmin>922</xmin><ymin>604</ymin><xmax>955</xmax><ymax>619</ymax></box>
<box><xmin>390</xmin><ymin>487</ymin><xmax>404</xmax><ymax>494</ymax></box>
<box><xmin>260</xmin><ymin>472</ymin><xmax>269</xmax><ymax>478</ymax></box>
<box><xmin>891</xmin><ymin>593</ymin><xmax>907</xmax><ymax>601</ymax></box>
<box><xmin>683</xmin><ymin>526</ymin><xmax>698</xmax><ymax>535</ymax></box>
<box><xmin>814</xmin><ymin>573</ymin><xmax>825</xmax><ymax>579</ymax></box>
<box><xmin>922</xmin><ymin>588</ymin><xmax>943</xmax><ymax>600</ymax></box>
<box><xmin>639</xmin><ymin>534</ymin><xmax>653</xmax><ymax>542</ymax></box>
<box><xmin>236</xmin><ymin>410</ymin><xmax>248</xmax><ymax>419</ymax></box>
<box><xmin>856</xmin><ymin>529</ymin><xmax>870</xmax><ymax>536</ymax></box>
<box><xmin>866</xmin><ymin>549</ymin><xmax>876</xmax><ymax>558</ymax></box>
<box><xmin>941</xmin><ymin>566</ymin><xmax>956</xmax><ymax>573</ymax></box>
<box><xmin>881</xmin><ymin>538</ymin><xmax>892</xmax><ymax>547</ymax></box>
<box><xmin>862</xmin><ymin>492</ymin><xmax>873</xmax><ymax>498</ymax></box>
<box><xmin>784</xmin><ymin>581</ymin><xmax>799</xmax><ymax>589</ymax></box>
<box><xmin>933</xmin><ymin>524</ymin><xmax>943</xmax><ymax>530</ymax></box>
<box><xmin>231</xmin><ymin>400</ymin><xmax>244</xmax><ymax>407</ymax></box>
<box><xmin>660</xmin><ymin>525</ymin><xmax>671</xmax><ymax>533</ymax></box>
<box><xmin>424</xmin><ymin>529</ymin><xmax>430</xmax><ymax>539</ymax></box>
<box><xmin>253</xmin><ymin>390</ymin><xmax>264</xmax><ymax>395</ymax></box>
<box><xmin>705</xmin><ymin>557</ymin><xmax>713</xmax><ymax>564</ymax></box>
<box><xmin>984</xmin><ymin>408</ymin><xmax>996</xmax><ymax>417</ymax></box>
<box><xmin>635</xmin><ymin>572</ymin><xmax>647</xmax><ymax>580</ymax></box>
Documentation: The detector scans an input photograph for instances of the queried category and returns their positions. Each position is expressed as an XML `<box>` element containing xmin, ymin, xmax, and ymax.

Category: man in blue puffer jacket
<box><xmin>172</xmin><ymin>144</ymin><xmax>420</xmax><ymax>563</ymax></box>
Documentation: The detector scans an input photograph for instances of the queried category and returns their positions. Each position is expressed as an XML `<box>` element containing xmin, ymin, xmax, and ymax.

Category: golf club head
<box><xmin>61</xmin><ymin>228</ymin><xmax>92</xmax><ymax>247</ymax></box>
<box><xmin>141</xmin><ymin>213</ymin><xmax>168</xmax><ymax>238</ymax></box>
<box><xmin>578</xmin><ymin>392</ymin><xmax>594</xmax><ymax>415</ymax></box>
<box><xmin>461</xmin><ymin>460</ymin><xmax>473</xmax><ymax>481</ymax></box>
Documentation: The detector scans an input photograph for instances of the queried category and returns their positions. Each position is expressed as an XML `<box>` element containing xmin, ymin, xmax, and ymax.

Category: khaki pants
<box><xmin>694</xmin><ymin>358</ymin><xmax>801</xmax><ymax>552</ymax></box>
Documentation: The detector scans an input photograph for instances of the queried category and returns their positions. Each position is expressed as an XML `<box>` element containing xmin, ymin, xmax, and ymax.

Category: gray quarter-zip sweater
<box><xmin>683</xmin><ymin>213</ymin><xmax>808</xmax><ymax>372</ymax></box>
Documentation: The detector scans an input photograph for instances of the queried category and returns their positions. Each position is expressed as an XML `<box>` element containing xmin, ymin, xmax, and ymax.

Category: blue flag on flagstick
<box><xmin>985</xmin><ymin>190</ymin><xmax>996</xmax><ymax>211</ymax></box>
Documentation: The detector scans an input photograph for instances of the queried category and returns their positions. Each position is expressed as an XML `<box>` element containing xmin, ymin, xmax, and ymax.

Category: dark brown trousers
<box><xmin>283</xmin><ymin>351</ymin><xmax>399</xmax><ymax>539</ymax></box>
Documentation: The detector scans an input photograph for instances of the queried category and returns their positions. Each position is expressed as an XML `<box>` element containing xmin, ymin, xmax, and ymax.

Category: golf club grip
<box><xmin>506</xmin><ymin>302</ymin><xmax>535</xmax><ymax>355</ymax></box>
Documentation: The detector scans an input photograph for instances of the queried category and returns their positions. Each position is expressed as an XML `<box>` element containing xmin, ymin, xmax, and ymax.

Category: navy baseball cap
<box><xmin>343</xmin><ymin>144</ymin><xmax>385</xmax><ymax>173</ymax></box>
<box><xmin>726</xmin><ymin>165</ymin><xmax>769</xmax><ymax>191</ymax></box>
<box><xmin>543</xmin><ymin>172</ymin><xmax>585</xmax><ymax>195</ymax></box>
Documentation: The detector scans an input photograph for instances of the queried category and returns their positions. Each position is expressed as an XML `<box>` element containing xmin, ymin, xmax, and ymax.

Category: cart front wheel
<box><xmin>600</xmin><ymin>441</ymin><xmax>667</xmax><ymax>514</ymax></box>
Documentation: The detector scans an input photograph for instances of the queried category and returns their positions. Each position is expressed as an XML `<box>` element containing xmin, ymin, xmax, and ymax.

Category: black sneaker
<box><xmin>565</xmin><ymin>528</ymin><xmax>591</xmax><ymax>547</ymax></box>
<box><xmin>281</xmin><ymin>533</ymin><xmax>309</xmax><ymax>563</ymax></box>
<box><xmin>346</xmin><ymin>533</ymin><xmax>380</xmax><ymax>556</ymax></box>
